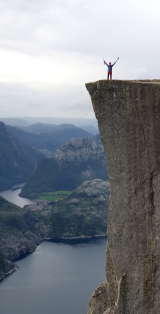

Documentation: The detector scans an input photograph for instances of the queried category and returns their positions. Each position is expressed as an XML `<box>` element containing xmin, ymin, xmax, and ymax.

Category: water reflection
<box><xmin>0</xmin><ymin>238</ymin><xmax>107</xmax><ymax>314</ymax></box>
<box><xmin>0</xmin><ymin>183</ymin><xmax>35</xmax><ymax>208</ymax></box>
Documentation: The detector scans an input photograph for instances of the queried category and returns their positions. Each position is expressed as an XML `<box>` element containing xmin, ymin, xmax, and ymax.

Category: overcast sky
<box><xmin>0</xmin><ymin>0</ymin><xmax>160</xmax><ymax>118</ymax></box>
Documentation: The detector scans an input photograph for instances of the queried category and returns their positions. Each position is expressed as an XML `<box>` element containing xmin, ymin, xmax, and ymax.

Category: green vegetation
<box><xmin>0</xmin><ymin>196</ymin><xmax>46</xmax><ymax>270</ymax></box>
<box><xmin>49</xmin><ymin>179</ymin><xmax>110</xmax><ymax>239</ymax></box>
<box><xmin>0</xmin><ymin>196</ymin><xmax>23</xmax><ymax>214</ymax></box>
<box><xmin>20</xmin><ymin>137</ymin><xmax>108</xmax><ymax>199</ymax></box>
<box><xmin>0</xmin><ymin>179</ymin><xmax>109</xmax><ymax>279</ymax></box>
<box><xmin>50</xmin><ymin>191</ymin><xmax>72</xmax><ymax>195</ymax></box>
<box><xmin>0</xmin><ymin>122</ymin><xmax>44</xmax><ymax>191</ymax></box>
<box><xmin>39</xmin><ymin>191</ymin><xmax>72</xmax><ymax>201</ymax></box>
<box><xmin>51</xmin><ymin>210</ymin><xmax>107</xmax><ymax>239</ymax></box>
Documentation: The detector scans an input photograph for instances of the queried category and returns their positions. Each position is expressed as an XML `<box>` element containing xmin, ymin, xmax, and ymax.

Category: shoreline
<box><xmin>0</xmin><ymin>235</ymin><xmax>107</xmax><ymax>282</ymax></box>
<box><xmin>0</xmin><ymin>181</ymin><xmax>108</xmax><ymax>282</ymax></box>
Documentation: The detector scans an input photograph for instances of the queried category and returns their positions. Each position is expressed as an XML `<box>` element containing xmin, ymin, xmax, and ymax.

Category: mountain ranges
<box><xmin>6</xmin><ymin>124</ymin><xmax>93</xmax><ymax>153</ymax></box>
<box><xmin>20</xmin><ymin>136</ymin><xmax>108</xmax><ymax>199</ymax></box>
<box><xmin>16</xmin><ymin>122</ymin><xmax>99</xmax><ymax>136</ymax></box>
<box><xmin>0</xmin><ymin>121</ymin><xmax>98</xmax><ymax>191</ymax></box>
<box><xmin>0</xmin><ymin>118</ymin><xmax>109</xmax><ymax>282</ymax></box>
<box><xmin>0</xmin><ymin>122</ymin><xmax>44</xmax><ymax>191</ymax></box>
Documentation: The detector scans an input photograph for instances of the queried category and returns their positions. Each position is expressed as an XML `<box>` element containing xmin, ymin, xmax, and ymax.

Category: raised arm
<box><xmin>112</xmin><ymin>57</ymin><xmax>119</xmax><ymax>67</ymax></box>
<box><xmin>112</xmin><ymin>60</ymin><xmax>117</xmax><ymax>67</ymax></box>
<box><xmin>103</xmin><ymin>59</ymin><xmax>109</xmax><ymax>66</ymax></box>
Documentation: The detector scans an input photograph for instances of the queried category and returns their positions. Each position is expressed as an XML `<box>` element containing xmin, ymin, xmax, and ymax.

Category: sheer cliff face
<box><xmin>86</xmin><ymin>80</ymin><xmax>160</xmax><ymax>314</ymax></box>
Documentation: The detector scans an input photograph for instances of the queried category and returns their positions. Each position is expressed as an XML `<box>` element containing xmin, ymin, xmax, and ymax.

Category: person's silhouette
<box><xmin>103</xmin><ymin>58</ymin><xmax>119</xmax><ymax>79</ymax></box>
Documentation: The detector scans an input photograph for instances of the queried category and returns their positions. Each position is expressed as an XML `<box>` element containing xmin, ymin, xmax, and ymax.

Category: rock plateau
<box><xmin>86</xmin><ymin>80</ymin><xmax>160</xmax><ymax>314</ymax></box>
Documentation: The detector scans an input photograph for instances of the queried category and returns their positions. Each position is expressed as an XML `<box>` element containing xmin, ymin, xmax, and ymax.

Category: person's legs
<box><xmin>108</xmin><ymin>72</ymin><xmax>112</xmax><ymax>80</ymax></box>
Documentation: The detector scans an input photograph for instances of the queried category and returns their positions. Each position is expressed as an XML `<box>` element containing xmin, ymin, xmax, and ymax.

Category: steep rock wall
<box><xmin>86</xmin><ymin>80</ymin><xmax>160</xmax><ymax>314</ymax></box>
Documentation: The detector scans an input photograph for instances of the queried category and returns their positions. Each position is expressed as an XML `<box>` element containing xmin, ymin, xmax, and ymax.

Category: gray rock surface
<box><xmin>54</xmin><ymin>137</ymin><xmax>104</xmax><ymax>165</ymax></box>
<box><xmin>86</xmin><ymin>80</ymin><xmax>160</xmax><ymax>314</ymax></box>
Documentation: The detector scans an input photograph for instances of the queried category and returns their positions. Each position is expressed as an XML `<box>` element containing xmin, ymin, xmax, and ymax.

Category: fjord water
<box><xmin>0</xmin><ymin>238</ymin><xmax>107</xmax><ymax>314</ymax></box>
<box><xmin>0</xmin><ymin>185</ymin><xmax>107</xmax><ymax>314</ymax></box>
<box><xmin>0</xmin><ymin>183</ymin><xmax>35</xmax><ymax>207</ymax></box>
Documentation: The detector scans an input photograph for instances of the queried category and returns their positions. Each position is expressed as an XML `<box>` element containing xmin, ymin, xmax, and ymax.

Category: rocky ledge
<box><xmin>86</xmin><ymin>80</ymin><xmax>160</xmax><ymax>314</ymax></box>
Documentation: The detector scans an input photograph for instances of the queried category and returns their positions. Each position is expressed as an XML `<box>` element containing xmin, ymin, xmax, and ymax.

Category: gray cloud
<box><xmin>0</xmin><ymin>0</ymin><xmax>160</xmax><ymax>117</ymax></box>
<box><xmin>0</xmin><ymin>82</ymin><xmax>93</xmax><ymax>118</ymax></box>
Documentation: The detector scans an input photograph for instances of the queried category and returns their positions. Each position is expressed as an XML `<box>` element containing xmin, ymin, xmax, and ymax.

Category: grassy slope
<box><xmin>20</xmin><ymin>157</ymin><xmax>108</xmax><ymax>198</ymax></box>
<box><xmin>39</xmin><ymin>191</ymin><xmax>72</xmax><ymax>201</ymax></box>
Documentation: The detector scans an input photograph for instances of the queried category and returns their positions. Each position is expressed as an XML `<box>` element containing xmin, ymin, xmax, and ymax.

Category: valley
<box><xmin>0</xmin><ymin>179</ymin><xmax>109</xmax><ymax>281</ymax></box>
<box><xmin>0</xmin><ymin>117</ymin><xmax>109</xmax><ymax>283</ymax></box>
<box><xmin>20</xmin><ymin>136</ymin><xmax>108</xmax><ymax>198</ymax></box>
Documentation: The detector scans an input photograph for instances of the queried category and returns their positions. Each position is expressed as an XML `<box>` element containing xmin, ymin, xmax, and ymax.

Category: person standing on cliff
<box><xmin>103</xmin><ymin>57</ymin><xmax>119</xmax><ymax>80</ymax></box>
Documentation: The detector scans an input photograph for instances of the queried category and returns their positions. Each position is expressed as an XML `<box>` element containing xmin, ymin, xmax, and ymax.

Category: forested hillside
<box><xmin>20</xmin><ymin>137</ymin><xmax>108</xmax><ymax>198</ymax></box>
<box><xmin>0</xmin><ymin>122</ymin><xmax>44</xmax><ymax>191</ymax></box>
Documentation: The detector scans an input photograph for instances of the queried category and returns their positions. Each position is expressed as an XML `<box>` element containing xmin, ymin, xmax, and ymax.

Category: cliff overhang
<box><xmin>86</xmin><ymin>79</ymin><xmax>160</xmax><ymax>314</ymax></box>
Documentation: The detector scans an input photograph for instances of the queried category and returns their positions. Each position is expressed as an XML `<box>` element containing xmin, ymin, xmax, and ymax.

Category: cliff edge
<box><xmin>86</xmin><ymin>80</ymin><xmax>160</xmax><ymax>314</ymax></box>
